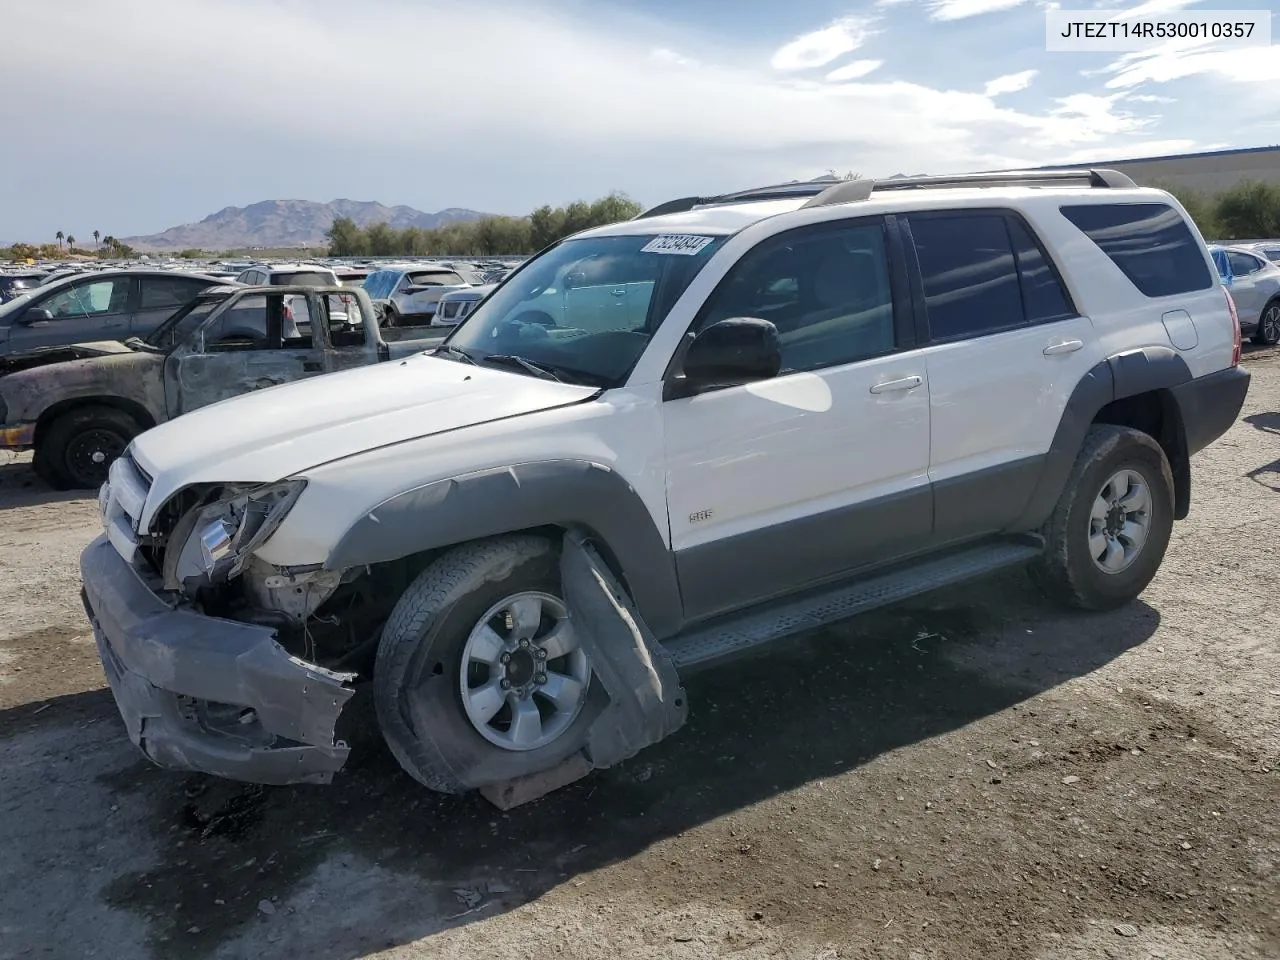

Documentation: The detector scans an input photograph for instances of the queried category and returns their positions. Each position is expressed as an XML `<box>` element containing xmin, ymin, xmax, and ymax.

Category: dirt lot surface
<box><xmin>1</xmin><ymin>350</ymin><xmax>1277</xmax><ymax>960</ymax></box>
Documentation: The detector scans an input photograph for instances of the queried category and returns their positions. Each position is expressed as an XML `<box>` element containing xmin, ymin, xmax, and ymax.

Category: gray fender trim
<box><xmin>326</xmin><ymin>459</ymin><xmax>685</xmax><ymax>638</ymax></box>
<box><xmin>1011</xmin><ymin>347</ymin><xmax>1193</xmax><ymax>531</ymax></box>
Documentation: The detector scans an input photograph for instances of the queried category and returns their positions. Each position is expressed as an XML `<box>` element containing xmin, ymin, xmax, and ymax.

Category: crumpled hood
<box><xmin>132</xmin><ymin>352</ymin><xmax>598</xmax><ymax>514</ymax></box>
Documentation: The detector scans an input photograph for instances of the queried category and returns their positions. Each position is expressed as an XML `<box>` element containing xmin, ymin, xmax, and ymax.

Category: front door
<box><xmin>661</xmin><ymin>216</ymin><xmax>932</xmax><ymax>623</ymax></box>
<box><xmin>166</xmin><ymin>292</ymin><xmax>329</xmax><ymax>416</ymax></box>
<box><xmin>5</xmin><ymin>275</ymin><xmax>133</xmax><ymax>352</ymax></box>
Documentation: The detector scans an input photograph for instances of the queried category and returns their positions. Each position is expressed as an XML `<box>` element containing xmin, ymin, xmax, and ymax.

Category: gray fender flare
<box><xmin>1012</xmin><ymin>347</ymin><xmax>1192</xmax><ymax>530</ymax></box>
<box><xmin>325</xmin><ymin>459</ymin><xmax>685</xmax><ymax>638</ymax></box>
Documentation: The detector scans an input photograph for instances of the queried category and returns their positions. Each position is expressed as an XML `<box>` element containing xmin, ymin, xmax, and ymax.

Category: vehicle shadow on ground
<box><xmin>0</xmin><ymin>458</ymin><xmax>88</xmax><ymax>510</ymax></box>
<box><xmin>1242</xmin><ymin>412</ymin><xmax>1280</xmax><ymax>491</ymax></box>
<box><xmin>0</xmin><ymin>569</ymin><xmax>1161</xmax><ymax>959</ymax></box>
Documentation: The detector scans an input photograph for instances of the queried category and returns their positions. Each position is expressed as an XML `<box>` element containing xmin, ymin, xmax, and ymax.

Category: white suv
<box><xmin>81</xmin><ymin>169</ymin><xmax>1250</xmax><ymax>799</ymax></box>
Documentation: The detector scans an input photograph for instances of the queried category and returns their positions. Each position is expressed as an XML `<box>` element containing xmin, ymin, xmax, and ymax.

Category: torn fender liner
<box><xmin>80</xmin><ymin>534</ymin><xmax>356</xmax><ymax>786</ymax></box>
<box><xmin>481</xmin><ymin>533</ymin><xmax>689</xmax><ymax>809</ymax></box>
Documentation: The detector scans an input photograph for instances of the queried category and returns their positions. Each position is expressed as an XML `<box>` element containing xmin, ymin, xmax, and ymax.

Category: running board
<box><xmin>662</xmin><ymin>537</ymin><xmax>1043</xmax><ymax>672</ymax></box>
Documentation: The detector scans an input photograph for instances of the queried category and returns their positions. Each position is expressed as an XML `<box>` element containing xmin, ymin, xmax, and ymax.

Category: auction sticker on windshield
<box><xmin>641</xmin><ymin>235</ymin><xmax>716</xmax><ymax>255</ymax></box>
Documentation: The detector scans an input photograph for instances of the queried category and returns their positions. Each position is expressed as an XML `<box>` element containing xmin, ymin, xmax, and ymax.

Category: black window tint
<box><xmin>140</xmin><ymin>277</ymin><xmax>207</xmax><ymax>309</ymax></box>
<box><xmin>909</xmin><ymin>214</ymin><xmax>1023</xmax><ymax>340</ymax></box>
<box><xmin>1059</xmin><ymin>203</ymin><xmax>1213</xmax><ymax>297</ymax></box>
<box><xmin>697</xmin><ymin>220</ymin><xmax>895</xmax><ymax>373</ymax></box>
<box><xmin>1007</xmin><ymin>217</ymin><xmax>1074</xmax><ymax>322</ymax></box>
<box><xmin>1227</xmin><ymin>251</ymin><xmax>1264</xmax><ymax>276</ymax></box>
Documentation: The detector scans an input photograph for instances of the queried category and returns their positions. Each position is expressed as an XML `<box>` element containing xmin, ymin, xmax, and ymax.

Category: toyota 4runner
<box><xmin>80</xmin><ymin>169</ymin><xmax>1250</xmax><ymax>801</ymax></box>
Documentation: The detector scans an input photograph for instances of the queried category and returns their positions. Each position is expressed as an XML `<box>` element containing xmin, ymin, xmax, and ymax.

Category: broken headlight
<box><xmin>163</xmin><ymin>480</ymin><xmax>306</xmax><ymax>592</ymax></box>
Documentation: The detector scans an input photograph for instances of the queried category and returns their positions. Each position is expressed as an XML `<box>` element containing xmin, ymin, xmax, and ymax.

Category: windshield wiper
<box><xmin>434</xmin><ymin>344</ymin><xmax>477</xmax><ymax>365</ymax></box>
<box><xmin>482</xmin><ymin>354</ymin><xmax>562</xmax><ymax>382</ymax></box>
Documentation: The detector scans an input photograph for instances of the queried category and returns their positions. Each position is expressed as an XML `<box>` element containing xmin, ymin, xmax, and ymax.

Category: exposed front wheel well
<box><xmin>33</xmin><ymin>397</ymin><xmax>157</xmax><ymax>447</ymax></box>
<box><xmin>1092</xmin><ymin>389</ymin><xmax>1190</xmax><ymax>520</ymax></box>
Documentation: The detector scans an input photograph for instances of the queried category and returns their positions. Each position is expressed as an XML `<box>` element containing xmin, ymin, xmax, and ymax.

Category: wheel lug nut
<box><xmin>519</xmin><ymin>639</ymin><xmax>530</xmax><ymax>649</ymax></box>
<box><xmin>500</xmin><ymin>652</ymin><xmax>511</xmax><ymax>664</ymax></box>
<box><xmin>535</xmin><ymin>648</ymin><xmax>547</xmax><ymax>660</ymax></box>
<box><xmin>500</xmin><ymin>679</ymin><xmax>512</xmax><ymax>690</ymax></box>
<box><xmin>535</xmin><ymin>674</ymin><xmax>547</xmax><ymax>685</ymax></box>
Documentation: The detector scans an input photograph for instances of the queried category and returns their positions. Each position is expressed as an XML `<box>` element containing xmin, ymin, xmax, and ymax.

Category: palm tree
<box><xmin>93</xmin><ymin>230</ymin><xmax>101</xmax><ymax>248</ymax></box>
<box><xmin>55</xmin><ymin>230</ymin><xmax>64</xmax><ymax>250</ymax></box>
<box><xmin>66</xmin><ymin>235</ymin><xmax>76</xmax><ymax>253</ymax></box>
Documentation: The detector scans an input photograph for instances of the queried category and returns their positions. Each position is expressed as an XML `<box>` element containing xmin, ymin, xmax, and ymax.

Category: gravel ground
<box><xmin>1</xmin><ymin>349</ymin><xmax>1277</xmax><ymax>960</ymax></box>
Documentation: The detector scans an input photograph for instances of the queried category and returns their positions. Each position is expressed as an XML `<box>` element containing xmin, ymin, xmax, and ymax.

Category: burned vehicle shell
<box><xmin>0</xmin><ymin>284</ymin><xmax>435</xmax><ymax>489</ymax></box>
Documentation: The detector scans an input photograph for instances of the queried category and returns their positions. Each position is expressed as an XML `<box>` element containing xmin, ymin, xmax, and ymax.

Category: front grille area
<box><xmin>439</xmin><ymin>299</ymin><xmax>462</xmax><ymax>320</ymax></box>
<box><xmin>101</xmin><ymin>453</ymin><xmax>152</xmax><ymax>564</ymax></box>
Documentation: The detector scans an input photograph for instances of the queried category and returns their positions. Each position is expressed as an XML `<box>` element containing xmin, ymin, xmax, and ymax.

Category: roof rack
<box><xmin>634</xmin><ymin>168</ymin><xmax>1137</xmax><ymax>219</ymax></box>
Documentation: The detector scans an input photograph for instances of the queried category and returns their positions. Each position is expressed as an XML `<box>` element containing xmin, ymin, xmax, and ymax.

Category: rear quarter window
<box><xmin>1059</xmin><ymin>202</ymin><xmax>1213</xmax><ymax>298</ymax></box>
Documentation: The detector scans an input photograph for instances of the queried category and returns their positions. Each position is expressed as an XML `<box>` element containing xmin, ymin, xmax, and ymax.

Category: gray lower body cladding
<box><xmin>80</xmin><ymin>535</ymin><xmax>356</xmax><ymax>785</ymax></box>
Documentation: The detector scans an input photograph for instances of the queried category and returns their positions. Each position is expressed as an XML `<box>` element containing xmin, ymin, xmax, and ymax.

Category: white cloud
<box><xmin>983</xmin><ymin>70</ymin><xmax>1038</xmax><ymax>96</ymax></box>
<box><xmin>1102</xmin><ymin>43</ymin><xmax>1280</xmax><ymax>88</ymax></box>
<box><xmin>1104</xmin><ymin>0</ymin><xmax>1203</xmax><ymax>20</ymax></box>
<box><xmin>927</xmin><ymin>0</ymin><xmax>1032</xmax><ymax>21</ymax></box>
<box><xmin>0</xmin><ymin>0</ymin><xmax>1209</xmax><ymax>237</ymax></box>
<box><xmin>1124</xmin><ymin>94</ymin><xmax>1177</xmax><ymax>103</ymax></box>
<box><xmin>770</xmin><ymin>17</ymin><xmax>876</xmax><ymax>71</ymax></box>
<box><xmin>826</xmin><ymin>60</ymin><xmax>884</xmax><ymax>82</ymax></box>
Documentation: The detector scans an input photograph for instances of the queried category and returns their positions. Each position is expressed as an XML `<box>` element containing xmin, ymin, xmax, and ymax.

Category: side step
<box><xmin>662</xmin><ymin>537</ymin><xmax>1043</xmax><ymax>672</ymax></box>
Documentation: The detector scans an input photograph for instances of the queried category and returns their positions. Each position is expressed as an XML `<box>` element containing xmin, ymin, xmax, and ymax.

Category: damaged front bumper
<box><xmin>80</xmin><ymin>534</ymin><xmax>356</xmax><ymax>785</ymax></box>
<box><xmin>0</xmin><ymin>422</ymin><xmax>35</xmax><ymax>449</ymax></box>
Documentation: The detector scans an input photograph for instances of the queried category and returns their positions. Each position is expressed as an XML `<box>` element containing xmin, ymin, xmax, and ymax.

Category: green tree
<box><xmin>66</xmin><ymin>234</ymin><xmax>76</xmax><ymax>252</ymax></box>
<box><xmin>325</xmin><ymin>216</ymin><xmax>369</xmax><ymax>256</ymax></box>
<box><xmin>55</xmin><ymin>230</ymin><xmax>64</xmax><ymax>250</ymax></box>
<box><xmin>93</xmin><ymin>229</ymin><xmax>101</xmax><ymax>248</ymax></box>
<box><xmin>1213</xmin><ymin>180</ymin><xmax>1280</xmax><ymax>240</ymax></box>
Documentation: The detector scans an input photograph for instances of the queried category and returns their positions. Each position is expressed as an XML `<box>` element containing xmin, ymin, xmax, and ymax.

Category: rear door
<box><xmin>902</xmin><ymin>210</ymin><xmax>1099</xmax><ymax>545</ymax></box>
<box><xmin>4</xmin><ymin>275</ymin><xmax>134</xmax><ymax>352</ymax></box>
<box><xmin>1225</xmin><ymin>250</ymin><xmax>1269</xmax><ymax>325</ymax></box>
<box><xmin>130</xmin><ymin>275</ymin><xmax>217</xmax><ymax>336</ymax></box>
<box><xmin>167</xmin><ymin>292</ymin><xmax>329</xmax><ymax>415</ymax></box>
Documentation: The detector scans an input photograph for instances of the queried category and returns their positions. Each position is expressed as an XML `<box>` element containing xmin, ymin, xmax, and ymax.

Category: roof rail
<box><xmin>802</xmin><ymin>167</ymin><xmax>1137</xmax><ymax>207</ymax></box>
<box><xmin>637</xmin><ymin>167</ymin><xmax>1138</xmax><ymax>219</ymax></box>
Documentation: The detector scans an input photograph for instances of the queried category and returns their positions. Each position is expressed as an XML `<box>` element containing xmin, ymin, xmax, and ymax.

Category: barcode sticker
<box><xmin>640</xmin><ymin>234</ymin><xmax>716</xmax><ymax>255</ymax></box>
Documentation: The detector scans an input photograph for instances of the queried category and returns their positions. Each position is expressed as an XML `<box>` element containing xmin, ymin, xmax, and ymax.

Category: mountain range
<box><xmin>122</xmin><ymin>199</ymin><xmax>488</xmax><ymax>252</ymax></box>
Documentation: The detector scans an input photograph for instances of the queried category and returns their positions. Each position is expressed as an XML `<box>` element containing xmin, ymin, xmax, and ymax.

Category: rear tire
<box><xmin>373</xmin><ymin>535</ymin><xmax>601</xmax><ymax>793</ymax></box>
<box><xmin>37</xmin><ymin>406</ymin><xmax>141</xmax><ymax>490</ymax></box>
<box><xmin>1252</xmin><ymin>299</ymin><xmax>1280</xmax><ymax>345</ymax></box>
<box><xmin>1029</xmin><ymin>425</ymin><xmax>1174</xmax><ymax>611</ymax></box>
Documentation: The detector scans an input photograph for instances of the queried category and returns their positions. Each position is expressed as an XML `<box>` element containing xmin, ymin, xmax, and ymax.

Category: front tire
<box><xmin>1029</xmin><ymin>425</ymin><xmax>1174</xmax><ymax>611</ymax></box>
<box><xmin>37</xmin><ymin>406</ymin><xmax>141</xmax><ymax>490</ymax></box>
<box><xmin>1252</xmin><ymin>299</ymin><xmax>1280</xmax><ymax>346</ymax></box>
<box><xmin>373</xmin><ymin>535</ymin><xmax>600</xmax><ymax>793</ymax></box>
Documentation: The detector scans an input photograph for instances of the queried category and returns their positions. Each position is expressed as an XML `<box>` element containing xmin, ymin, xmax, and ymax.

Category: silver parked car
<box><xmin>1210</xmin><ymin>245</ymin><xmax>1280</xmax><ymax>345</ymax></box>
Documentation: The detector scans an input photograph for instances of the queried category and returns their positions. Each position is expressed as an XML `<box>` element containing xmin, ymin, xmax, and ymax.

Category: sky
<box><xmin>1</xmin><ymin>0</ymin><xmax>1277</xmax><ymax>240</ymax></box>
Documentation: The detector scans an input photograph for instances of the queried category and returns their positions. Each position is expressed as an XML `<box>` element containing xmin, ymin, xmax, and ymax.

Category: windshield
<box><xmin>408</xmin><ymin>270</ymin><xmax>466</xmax><ymax>287</ymax></box>
<box><xmin>145</xmin><ymin>296</ymin><xmax>224</xmax><ymax>348</ymax></box>
<box><xmin>275</xmin><ymin>271</ymin><xmax>335</xmax><ymax>286</ymax></box>
<box><xmin>443</xmin><ymin>233</ymin><xmax>725</xmax><ymax>386</ymax></box>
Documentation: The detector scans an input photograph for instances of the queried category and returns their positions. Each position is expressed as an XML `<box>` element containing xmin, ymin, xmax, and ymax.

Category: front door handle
<box><xmin>302</xmin><ymin>360</ymin><xmax>323</xmax><ymax>371</ymax></box>
<box><xmin>1043</xmin><ymin>339</ymin><xmax>1084</xmax><ymax>356</ymax></box>
<box><xmin>869</xmin><ymin>375</ymin><xmax>923</xmax><ymax>394</ymax></box>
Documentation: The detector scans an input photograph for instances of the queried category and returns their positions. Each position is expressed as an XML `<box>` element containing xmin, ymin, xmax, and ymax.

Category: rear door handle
<box><xmin>869</xmin><ymin>375</ymin><xmax>923</xmax><ymax>394</ymax></box>
<box><xmin>1043</xmin><ymin>339</ymin><xmax>1084</xmax><ymax>356</ymax></box>
<box><xmin>302</xmin><ymin>360</ymin><xmax>323</xmax><ymax>371</ymax></box>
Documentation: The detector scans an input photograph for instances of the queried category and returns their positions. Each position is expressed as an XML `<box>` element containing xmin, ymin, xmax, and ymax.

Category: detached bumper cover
<box><xmin>80</xmin><ymin>534</ymin><xmax>356</xmax><ymax>785</ymax></box>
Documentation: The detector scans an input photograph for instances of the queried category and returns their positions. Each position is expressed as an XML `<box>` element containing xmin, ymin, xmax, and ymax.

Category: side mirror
<box><xmin>678</xmin><ymin>317</ymin><xmax>781</xmax><ymax>395</ymax></box>
<box><xmin>18</xmin><ymin>308</ymin><xmax>54</xmax><ymax>325</ymax></box>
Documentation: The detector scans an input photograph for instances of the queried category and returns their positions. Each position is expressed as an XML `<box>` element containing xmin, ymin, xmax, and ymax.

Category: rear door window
<box><xmin>139</xmin><ymin>276</ymin><xmax>210</xmax><ymax>310</ymax></box>
<box><xmin>907</xmin><ymin>213</ymin><xmax>1024</xmax><ymax>341</ymax></box>
<box><xmin>1226</xmin><ymin>251</ymin><xmax>1266</xmax><ymax>276</ymax></box>
<box><xmin>1059</xmin><ymin>203</ymin><xmax>1213</xmax><ymax>297</ymax></box>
